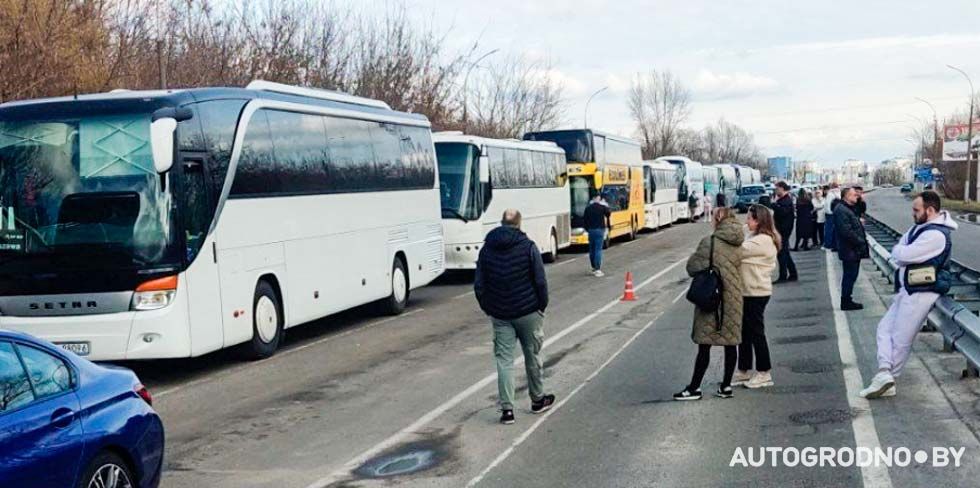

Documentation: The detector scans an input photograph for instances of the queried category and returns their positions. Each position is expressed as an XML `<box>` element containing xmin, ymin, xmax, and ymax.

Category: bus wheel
<box><xmin>602</xmin><ymin>231</ymin><xmax>611</xmax><ymax>249</ymax></box>
<box><xmin>543</xmin><ymin>232</ymin><xmax>558</xmax><ymax>264</ymax></box>
<box><xmin>247</xmin><ymin>280</ymin><xmax>283</xmax><ymax>360</ymax></box>
<box><xmin>627</xmin><ymin>221</ymin><xmax>637</xmax><ymax>241</ymax></box>
<box><xmin>382</xmin><ymin>258</ymin><xmax>409</xmax><ymax>315</ymax></box>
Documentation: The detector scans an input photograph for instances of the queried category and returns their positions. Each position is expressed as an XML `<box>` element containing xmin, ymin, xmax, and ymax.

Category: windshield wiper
<box><xmin>441</xmin><ymin>208</ymin><xmax>469</xmax><ymax>223</ymax></box>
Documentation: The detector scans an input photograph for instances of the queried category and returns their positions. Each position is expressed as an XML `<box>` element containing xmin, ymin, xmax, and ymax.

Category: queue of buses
<box><xmin>0</xmin><ymin>81</ymin><xmax>757</xmax><ymax>361</ymax></box>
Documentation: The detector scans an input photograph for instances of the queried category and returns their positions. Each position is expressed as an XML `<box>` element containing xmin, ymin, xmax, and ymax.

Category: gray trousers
<box><xmin>492</xmin><ymin>311</ymin><xmax>545</xmax><ymax>410</ymax></box>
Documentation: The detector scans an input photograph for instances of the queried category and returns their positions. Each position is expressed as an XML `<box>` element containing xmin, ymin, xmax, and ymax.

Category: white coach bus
<box><xmin>434</xmin><ymin>133</ymin><xmax>570</xmax><ymax>269</ymax></box>
<box><xmin>640</xmin><ymin>160</ymin><xmax>679</xmax><ymax>229</ymax></box>
<box><xmin>0</xmin><ymin>80</ymin><xmax>445</xmax><ymax>360</ymax></box>
<box><xmin>656</xmin><ymin>156</ymin><xmax>704</xmax><ymax>221</ymax></box>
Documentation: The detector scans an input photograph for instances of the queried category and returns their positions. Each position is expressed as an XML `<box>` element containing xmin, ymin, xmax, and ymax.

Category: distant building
<box><xmin>767</xmin><ymin>156</ymin><xmax>793</xmax><ymax>180</ymax></box>
<box><xmin>840</xmin><ymin>159</ymin><xmax>868</xmax><ymax>186</ymax></box>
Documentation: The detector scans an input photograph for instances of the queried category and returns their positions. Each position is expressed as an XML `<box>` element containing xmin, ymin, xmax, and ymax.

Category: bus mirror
<box><xmin>479</xmin><ymin>155</ymin><xmax>490</xmax><ymax>183</ymax></box>
<box><xmin>150</xmin><ymin>117</ymin><xmax>177</xmax><ymax>174</ymax></box>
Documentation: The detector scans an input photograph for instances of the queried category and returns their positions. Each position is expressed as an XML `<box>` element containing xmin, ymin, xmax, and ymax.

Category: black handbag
<box><xmin>687</xmin><ymin>236</ymin><xmax>724</xmax><ymax>316</ymax></box>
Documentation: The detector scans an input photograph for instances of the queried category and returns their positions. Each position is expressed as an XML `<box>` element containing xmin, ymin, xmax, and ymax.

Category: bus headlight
<box><xmin>132</xmin><ymin>275</ymin><xmax>178</xmax><ymax>311</ymax></box>
<box><xmin>571</xmin><ymin>228</ymin><xmax>585</xmax><ymax>236</ymax></box>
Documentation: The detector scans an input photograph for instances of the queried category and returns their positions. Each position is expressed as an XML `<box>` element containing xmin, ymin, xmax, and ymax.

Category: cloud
<box><xmin>529</xmin><ymin>69</ymin><xmax>587</xmax><ymax>96</ymax></box>
<box><xmin>692</xmin><ymin>70</ymin><xmax>779</xmax><ymax>100</ymax></box>
<box><xmin>761</xmin><ymin>33</ymin><xmax>980</xmax><ymax>54</ymax></box>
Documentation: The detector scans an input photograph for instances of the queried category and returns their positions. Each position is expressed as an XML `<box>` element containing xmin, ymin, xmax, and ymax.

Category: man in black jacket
<box><xmin>475</xmin><ymin>209</ymin><xmax>556</xmax><ymax>425</ymax></box>
<box><xmin>834</xmin><ymin>188</ymin><xmax>869</xmax><ymax>310</ymax></box>
<box><xmin>773</xmin><ymin>181</ymin><xmax>798</xmax><ymax>282</ymax></box>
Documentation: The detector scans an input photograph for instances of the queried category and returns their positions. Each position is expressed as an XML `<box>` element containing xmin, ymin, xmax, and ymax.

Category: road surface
<box><xmin>123</xmin><ymin>216</ymin><xmax>980</xmax><ymax>487</ymax></box>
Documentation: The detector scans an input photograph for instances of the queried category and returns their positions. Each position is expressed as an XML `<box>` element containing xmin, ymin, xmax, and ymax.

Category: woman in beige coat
<box><xmin>732</xmin><ymin>204</ymin><xmax>779</xmax><ymax>389</ymax></box>
<box><xmin>674</xmin><ymin>208</ymin><xmax>744</xmax><ymax>401</ymax></box>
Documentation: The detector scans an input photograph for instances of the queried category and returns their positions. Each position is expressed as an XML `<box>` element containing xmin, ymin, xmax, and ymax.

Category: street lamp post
<box><xmin>461</xmin><ymin>49</ymin><xmax>499</xmax><ymax>131</ymax></box>
<box><xmin>915</xmin><ymin>97</ymin><xmax>939</xmax><ymax>162</ymax></box>
<box><xmin>584</xmin><ymin>86</ymin><xmax>608</xmax><ymax>129</ymax></box>
<box><xmin>948</xmin><ymin>65</ymin><xmax>976</xmax><ymax>200</ymax></box>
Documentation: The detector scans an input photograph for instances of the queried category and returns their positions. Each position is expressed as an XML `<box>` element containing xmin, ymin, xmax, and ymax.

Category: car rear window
<box><xmin>0</xmin><ymin>342</ymin><xmax>34</xmax><ymax>412</ymax></box>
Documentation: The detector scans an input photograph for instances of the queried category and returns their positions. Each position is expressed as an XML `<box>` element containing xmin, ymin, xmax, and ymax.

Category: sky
<box><xmin>348</xmin><ymin>0</ymin><xmax>980</xmax><ymax>168</ymax></box>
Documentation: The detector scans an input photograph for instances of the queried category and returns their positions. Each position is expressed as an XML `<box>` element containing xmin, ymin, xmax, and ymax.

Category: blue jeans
<box><xmin>823</xmin><ymin>218</ymin><xmax>837</xmax><ymax>251</ymax></box>
<box><xmin>587</xmin><ymin>229</ymin><xmax>606</xmax><ymax>270</ymax></box>
<box><xmin>841</xmin><ymin>260</ymin><xmax>860</xmax><ymax>303</ymax></box>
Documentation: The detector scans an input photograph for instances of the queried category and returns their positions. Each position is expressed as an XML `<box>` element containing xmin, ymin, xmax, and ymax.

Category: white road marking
<box><xmin>672</xmin><ymin>287</ymin><xmax>688</xmax><ymax>304</ymax></box>
<box><xmin>825</xmin><ymin>250</ymin><xmax>893</xmax><ymax>488</ymax></box>
<box><xmin>453</xmin><ymin>291</ymin><xmax>476</xmax><ymax>300</ymax></box>
<box><xmin>466</xmin><ymin>295</ymin><xmax>680</xmax><ymax>486</ymax></box>
<box><xmin>304</xmin><ymin>258</ymin><xmax>687</xmax><ymax>488</ymax></box>
<box><xmin>154</xmin><ymin>308</ymin><xmax>425</xmax><ymax>399</ymax></box>
<box><xmin>550</xmin><ymin>257</ymin><xmax>579</xmax><ymax>268</ymax></box>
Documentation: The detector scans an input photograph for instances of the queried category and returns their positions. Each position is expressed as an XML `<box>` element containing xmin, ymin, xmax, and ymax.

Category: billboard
<box><xmin>942</xmin><ymin>122</ymin><xmax>980</xmax><ymax>161</ymax></box>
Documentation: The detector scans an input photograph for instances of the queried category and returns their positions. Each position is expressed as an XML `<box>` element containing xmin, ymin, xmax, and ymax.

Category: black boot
<box><xmin>841</xmin><ymin>300</ymin><xmax>864</xmax><ymax>311</ymax></box>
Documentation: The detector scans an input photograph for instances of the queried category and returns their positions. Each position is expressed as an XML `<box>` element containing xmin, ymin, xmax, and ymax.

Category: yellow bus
<box><xmin>523</xmin><ymin>129</ymin><xmax>644</xmax><ymax>246</ymax></box>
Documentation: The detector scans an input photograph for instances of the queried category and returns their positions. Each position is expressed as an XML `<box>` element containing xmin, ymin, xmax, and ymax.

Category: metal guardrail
<box><xmin>863</xmin><ymin>214</ymin><xmax>980</xmax><ymax>376</ymax></box>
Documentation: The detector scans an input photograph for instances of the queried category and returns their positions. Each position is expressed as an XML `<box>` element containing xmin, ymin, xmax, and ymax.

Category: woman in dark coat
<box><xmin>794</xmin><ymin>190</ymin><xmax>816</xmax><ymax>251</ymax></box>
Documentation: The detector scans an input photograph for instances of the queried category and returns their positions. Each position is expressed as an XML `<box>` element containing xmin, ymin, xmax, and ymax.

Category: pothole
<box><xmin>776</xmin><ymin>321</ymin><xmax>821</xmax><ymax>329</ymax></box>
<box><xmin>789</xmin><ymin>408</ymin><xmax>854</xmax><ymax>426</ymax></box>
<box><xmin>774</xmin><ymin>334</ymin><xmax>828</xmax><ymax>345</ymax></box>
<box><xmin>783</xmin><ymin>359</ymin><xmax>839</xmax><ymax>374</ymax></box>
<box><xmin>354</xmin><ymin>449</ymin><xmax>439</xmax><ymax>478</ymax></box>
<box><xmin>759</xmin><ymin>385</ymin><xmax>824</xmax><ymax>394</ymax></box>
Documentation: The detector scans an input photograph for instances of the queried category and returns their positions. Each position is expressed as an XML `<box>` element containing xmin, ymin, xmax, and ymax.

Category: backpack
<box><xmin>687</xmin><ymin>236</ymin><xmax>724</xmax><ymax>328</ymax></box>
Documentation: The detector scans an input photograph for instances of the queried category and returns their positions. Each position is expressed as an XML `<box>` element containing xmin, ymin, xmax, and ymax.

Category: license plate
<box><xmin>56</xmin><ymin>342</ymin><xmax>91</xmax><ymax>356</ymax></box>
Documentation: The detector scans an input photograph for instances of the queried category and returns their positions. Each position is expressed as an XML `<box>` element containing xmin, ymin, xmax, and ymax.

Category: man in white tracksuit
<box><xmin>860</xmin><ymin>191</ymin><xmax>957</xmax><ymax>399</ymax></box>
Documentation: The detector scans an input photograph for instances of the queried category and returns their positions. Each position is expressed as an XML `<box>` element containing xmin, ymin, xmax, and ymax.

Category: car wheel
<box><xmin>79</xmin><ymin>451</ymin><xmax>135</xmax><ymax>488</ymax></box>
<box><xmin>381</xmin><ymin>258</ymin><xmax>409</xmax><ymax>315</ymax></box>
<box><xmin>543</xmin><ymin>232</ymin><xmax>558</xmax><ymax>264</ymax></box>
<box><xmin>246</xmin><ymin>280</ymin><xmax>284</xmax><ymax>360</ymax></box>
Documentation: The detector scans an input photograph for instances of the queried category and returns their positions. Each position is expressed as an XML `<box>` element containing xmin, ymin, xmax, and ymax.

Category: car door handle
<box><xmin>50</xmin><ymin>407</ymin><xmax>75</xmax><ymax>429</ymax></box>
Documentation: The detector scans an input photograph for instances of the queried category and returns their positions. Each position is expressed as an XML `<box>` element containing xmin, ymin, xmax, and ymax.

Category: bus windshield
<box><xmin>435</xmin><ymin>142</ymin><xmax>481</xmax><ymax>221</ymax></box>
<box><xmin>0</xmin><ymin>111</ymin><xmax>176</xmax><ymax>268</ymax></box>
<box><xmin>569</xmin><ymin>175</ymin><xmax>593</xmax><ymax>217</ymax></box>
<box><xmin>525</xmin><ymin>130</ymin><xmax>592</xmax><ymax>163</ymax></box>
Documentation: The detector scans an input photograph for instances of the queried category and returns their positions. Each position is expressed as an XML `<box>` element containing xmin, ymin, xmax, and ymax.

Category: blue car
<box><xmin>735</xmin><ymin>184</ymin><xmax>768</xmax><ymax>212</ymax></box>
<box><xmin>0</xmin><ymin>330</ymin><xmax>163</xmax><ymax>488</ymax></box>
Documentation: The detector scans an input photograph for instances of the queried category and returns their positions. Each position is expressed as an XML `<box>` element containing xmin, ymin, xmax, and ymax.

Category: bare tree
<box><xmin>628</xmin><ymin>70</ymin><xmax>692</xmax><ymax>158</ymax></box>
<box><xmin>700</xmin><ymin>118</ymin><xmax>762</xmax><ymax>166</ymax></box>
<box><xmin>464</xmin><ymin>55</ymin><xmax>567</xmax><ymax>139</ymax></box>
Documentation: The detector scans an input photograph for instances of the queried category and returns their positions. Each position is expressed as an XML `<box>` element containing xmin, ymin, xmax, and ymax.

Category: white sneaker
<box><xmin>594</xmin><ymin>270</ymin><xmax>605</xmax><ymax>277</ymax></box>
<box><xmin>859</xmin><ymin>371</ymin><xmax>895</xmax><ymax>399</ymax></box>
<box><xmin>880</xmin><ymin>384</ymin><xmax>896</xmax><ymax>397</ymax></box>
<box><xmin>731</xmin><ymin>370</ymin><xmax>752</xmax><ymax>387</ymax></box>
<box><xmin>745</xmin><ymin>371</ymin><xmax>774</xmax><ymax>389</ymax></box>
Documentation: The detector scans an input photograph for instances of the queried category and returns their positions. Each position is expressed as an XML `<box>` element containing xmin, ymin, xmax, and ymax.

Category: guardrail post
<box><xmin>963</xmin><ymin>363</ymin><xmax>979</xmax><ymax>378</ymax></box>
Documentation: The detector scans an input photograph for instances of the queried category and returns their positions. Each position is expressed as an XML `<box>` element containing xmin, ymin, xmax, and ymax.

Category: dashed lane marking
<box><xmin>304</xmin><ymin>258</ymin><xmax>687</xmax><ymax>488</ymax></box>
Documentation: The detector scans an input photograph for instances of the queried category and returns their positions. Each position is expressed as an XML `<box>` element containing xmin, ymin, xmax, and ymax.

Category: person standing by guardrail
<box><xmin>474</xmin><ymin>209</ymin><xmax>556</xmax><ymax>424</ymax></box>
<box><xmin>813</xmin><ymin>188</ymin><xmax>826</xmax><ymax>247</ymax></box>
<box><xmin>834</xmin><ymin>187</ymin><xmax>869</xmax><ymax>310</ymax></box>
<box><xmin>773</xmin><ymin>181</ymin><xmax>798</xmax><ymax>283</ymax></box>
<box><xmin>674</xmin><ymin>208</ymin><xmax>745</xmax><ymax>401</ymax></box>
<box><xmin>860</xmin><ymin>191</ymin><xmax>957</xmax><ymax>399</ymax></box>
<box><xmin>733</xmin><ymin>204</ymin><xmax>779</xmax><ymax>389</ymax></box>
<box><xmin>823</xmin><ymin>183</ymin><xmax>840</xmax><ymax>252</ymax></box>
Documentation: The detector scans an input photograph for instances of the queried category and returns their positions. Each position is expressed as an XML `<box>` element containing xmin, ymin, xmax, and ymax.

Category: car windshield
<box><xmin>436</xmin><ymin>142</ymin><xmax>481</xmax><ymax>221</ymax></box>
<box><xmin>0</xmin><ymin>111</ymin><xmax>176</xmax><ymax>268</ymax></box>
<box><xmin>741</xmin><ymin>186</ymin><xmax>765</xmax><ymax>195</ymax></box>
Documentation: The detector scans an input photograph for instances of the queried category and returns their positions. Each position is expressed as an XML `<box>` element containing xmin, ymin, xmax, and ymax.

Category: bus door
<box><xmin>176</xmin><ymin>151</ymin><xmax>224</xmax><ymax>354</ymax></box>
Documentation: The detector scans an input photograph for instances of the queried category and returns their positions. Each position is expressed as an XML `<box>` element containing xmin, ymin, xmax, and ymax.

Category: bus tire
<box><xmin>602</xmin><ymin>231</ymin><xmax>611</xmax><ymax>249</ymax></box>
<box><xmin>543</xmin><ymin>231</ymin><xmax>558</xmax><ymax>264</ymax></box>
<box><xmin>627</xmin><ymin>220</ymin><xmax>637</xmax><ymax>241</ymax></box>
<box><xmin>382</xmin><ymin>257</ymin><xmax>409</xmax><ymax>315</ymax></box>
<box><xmin>246</xmin><ymin>280</ymin><xmax>284</xmax><ymax>360</ymax></box>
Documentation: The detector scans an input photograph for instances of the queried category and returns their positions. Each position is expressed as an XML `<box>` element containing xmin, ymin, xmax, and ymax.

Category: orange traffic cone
<box><xmin>621</xmin><ymin>271</ymin><xmax>637</xmax><ymax>301</ymax></box>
